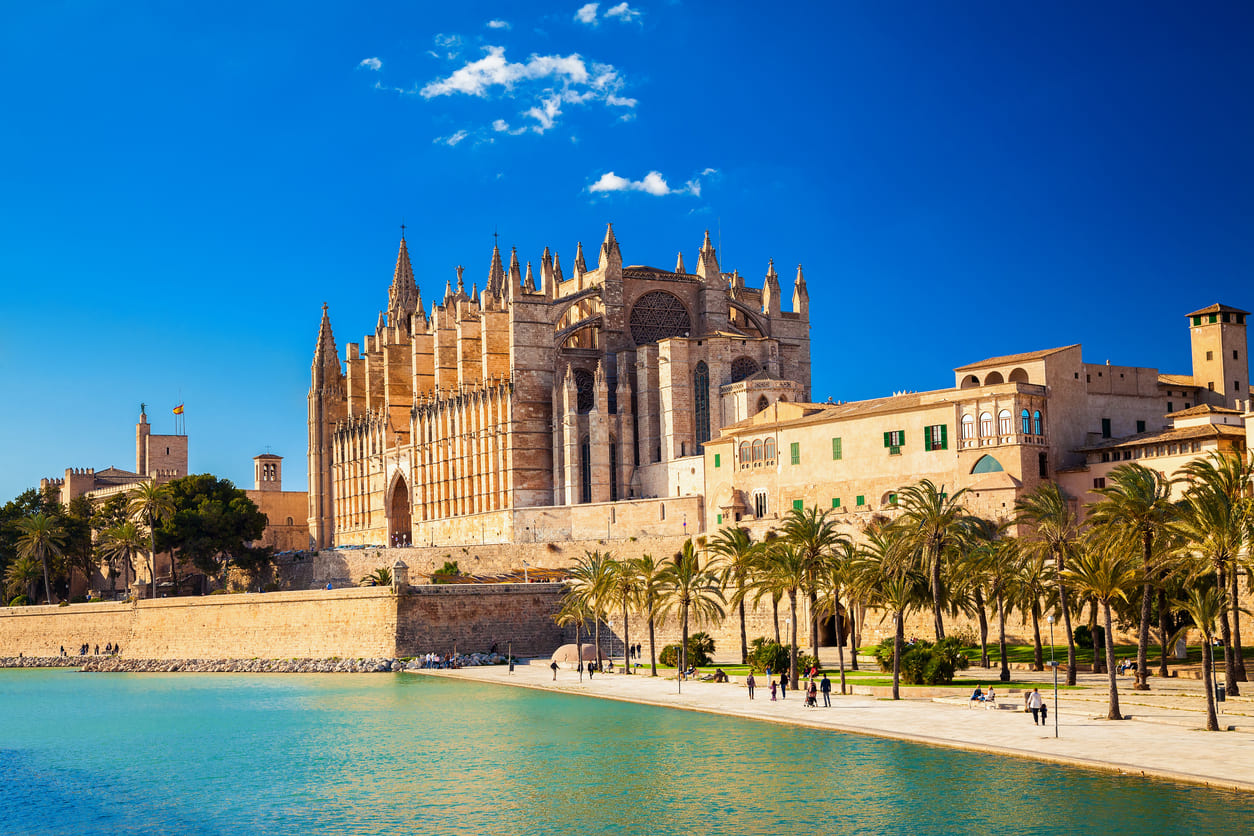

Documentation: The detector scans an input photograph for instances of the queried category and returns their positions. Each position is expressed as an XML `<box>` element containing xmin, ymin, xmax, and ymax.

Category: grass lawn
<box><xmin>858</xmin><ymin>642</ymin><xmax>1252</xmax><ymax>668</ymax></box>
<box><xmin>838</xmin><ymin>677</ymin><xmax>1085</xmax><ymax>690</ymax></box>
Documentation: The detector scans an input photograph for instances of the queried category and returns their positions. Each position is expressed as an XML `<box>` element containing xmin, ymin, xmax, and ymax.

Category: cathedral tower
<box><xmin>1188</xmin><ymin>303</ymin><xmax>1249</xmax><ymax>410</ymax></box>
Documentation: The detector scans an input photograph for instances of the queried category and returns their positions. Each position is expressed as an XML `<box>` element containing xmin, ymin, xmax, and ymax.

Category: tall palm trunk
<box><xmin>1232</xmin><ymin>569</ymin><xmax>1247</xmax><ymax>682</ymax></box>
<box><xmin>1135</xmin><ymin>533</ymin><xmax>1153</xmax><ymax>690</ymax></box>
<box><xmin>1218</xmin><ymin>567</ymin><xmax>1237</xmax><ymax>694</ymax></box>
<box><xmin>594</xmin><ymin>617</ymin><xmax>602</xmax><ymax>669</ymax></box>
<box><xmin>1031</xmin><ymin>603</ymin><xmax>1044</xmax><ymax>671</ymax></box>
<box><xmin>974</xmin><ymin>587</ymin><xmax>990</xmax><ymax>668</ymax></box>
<box><xmin>576</xmin><ymin>622</ymin><xmax>584</xmax><ymax>683</ymax></box>
<box><xmin>930</xmin><ymin>545</ymin><xmax>945</xmax><ymax>640</ymax></box>
<box><xmin>1103</xmin><ymin>601</ymin><xmax>1122</xmax><ymax>720</ymax></box>
<box><xmin>1056</xmin><ymin>548</ymin><xmax>1077</xmax><ymax>685</ymax></box>
<box><xmin>1202</xmin><ymin>637</ymin><xmax>1219</xmax><ymax>731</ymax></box>
<box><xmin>1089</xmin><ymin>599</ymin><xmax>1103</xmax><ymax>674</ymax></box>
<box><xmin>996</xmin><ymin>583</ymin><xmax>1010</xmax><ymax>683</ymax></box>
<box><xmin>772</xmin><ymin>595</ymin><xmax>780</xmax><ymax>643</ymax></box>
<box><xmin>148</xmin><ymin>524</ymin><xmax>158</xmax><ymax>601</ymax></box>
<box><xmin>648</xmin><ymin>602</ymin><xmax>657</xmax><ymax>677</ymax></box>
<box><xmin>788</xmin><ymin>590</ymin><xmax>799</xmax><ymax>690</ymax></box>
<box><xmin>738</xmin><ymin>595</ymin><xmax>748</xmax><ymax>665</ymax></box>
<box><xmin>621</xmin><ymin>601</ymin><xmax>630</xmax><ymax>674</ymax></box>
<box><xmin>1157</xmin><ymin>588</ymin><xmax>1171</xmax><ymax>679</ymax></box>
<box><xmin>38</xmin><ymin>545</ymin><xmax>52</xmax><ymax>605</ymax></box>
<box><xmin>892</xmin><ymin>610</ymin><xmax>903</xmax><ymax>701</ymax></box>
<box><xmin>850</xmin><ymin>602</ymin><xmax>861</xmax><ymax>671</ymax></box>
<box><xmin>833</xmin><ymin>597</ymin><xmax>847</xmax><ymax>695</ymax></box>
<box><xmin>680</xmin><ymin>601</ymin><xmax>690</xmax><ymax>674</ymax></box>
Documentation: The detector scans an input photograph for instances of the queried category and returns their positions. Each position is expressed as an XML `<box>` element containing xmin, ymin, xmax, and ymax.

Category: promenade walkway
<box><xmin>413</xmin><ymin>660</ymin><xmax>1254</xmax><ymax>793</ymax></box>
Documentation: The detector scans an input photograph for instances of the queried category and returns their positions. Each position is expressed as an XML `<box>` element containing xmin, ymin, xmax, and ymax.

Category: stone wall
<box><xmin>397</xmin><ymin>584</ymin><xmax>565</xmax><ymax>657</ymax></box>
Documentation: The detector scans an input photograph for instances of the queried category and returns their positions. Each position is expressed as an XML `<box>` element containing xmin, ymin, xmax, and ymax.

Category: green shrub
<box><xmin>1074</xmin><ymin>624</ymin><xmax>1105</xmax><ymax>649</ymax></box>
<box><xmin>747</xmin><ymin>637</ymin><xmax>816</xmax><ymax>675</ymax></box>
<box><xmin>873</xmin><ymin>637</ymin><xmax>969</xmax><ymax>685</ymax></box>
<box><xmin>659</xmin><ymin>632</ymin><xmax>715</xmax><ymax>667</ymax></box>
<box><xmin>58</xmin><ymin>601</ymin><xmax>70</xmax><ymax>607</ymax></box>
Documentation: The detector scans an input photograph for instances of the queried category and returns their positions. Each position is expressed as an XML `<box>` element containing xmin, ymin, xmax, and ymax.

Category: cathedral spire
<box><xmin>696</xmin><ymin>229</ymin><xmax>721</xmax><ymax>284</ymax></box>
<box><xmin>488</xmin><ymin>241</ymin><xmax>505</xmax><ymax>298</ymax></box>
<box><xmin>313</xmin><ymin>303</ymin><xmax>339</xmax><ymax>371</ymax></box>
<box><xmin>598</xmin><ymin>223</ymin><xmax>621</xmax><ymax>269</ymax></box>
<box><xmin>574</xmin><ymin>241</ymin><xmax>587</xmax><ymax>276</ymax></box>
<box><xmin>524</xmin><ymin>261</ymin><xmax>536</xmax><ymax>293</ymax></box>
<box><xmin>675</xmin><ymin>251</ymin><xmax>686</xmax><ymax>274</ymax></box>
<box><xmin>792</xmin><ymin>263</ymin><xmax>809</xmax><ymax>317</ymax></box>
<box><xmin>553</xmin><ymin>251</ymin><xmax>565</xmax><ymax>283</ymax></box>
<box><xmin>387</xmin><ymin>236</ymin><xmax>419</xmax><ymax>325</ymax></box>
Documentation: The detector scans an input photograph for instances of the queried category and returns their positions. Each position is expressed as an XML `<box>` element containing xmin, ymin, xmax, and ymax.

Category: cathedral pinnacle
<box><xmin>675</xmin><ymin>251</ymin><xmax>686</xmax><ymax>274</ymax></box>
<box><xmin>574</xmin><ymin>241</ymin><xmax>587</xmax><ymax>275</ymax></box>
<box><xmin>387</xmin><ymin>235</ymin><xmax>419</xmax><ymax>325</ymax></box>
<box><xmin>524</xmin><ymin>261</ymin><xmax>536</xmax><ymax>293</ymax></box>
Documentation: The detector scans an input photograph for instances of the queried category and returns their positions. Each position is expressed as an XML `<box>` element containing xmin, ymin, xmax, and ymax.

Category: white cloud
<box><xmin>417</xmin><ymin>45</ymin><xmax>636</xmax><ymax>136</ymax></box>
<box><xmin>358</xmin><ymin>57</ymin><xmax>382</xmax><ymax>71</ymax></box>
<box><xmin>434</xmin><ymin>130</ymin><xmax>469</xmax><ymax>147</ymax></box>
<box><xmin>575</xmin><ymin>3</ymin><xmax>600</xmax><ymax>24</ymax></box>
<box><xmin>588</xmin><ymin>170</ymin><xmax>704</xmax><ymax>197</ymax></box>
<box><xmin>431</xmin><ymin>33</ymin><xmax>463</xmax><ymax>60</ymax></box>
<box><xmin>604</xmin><ymin>3</ymin><xmax>642</xmax><ymax>22</ymax></box>
<box><xmin>700</xmin><ymin>167</ymin><xmax>718</xmax><ymax>176</ymax></box>
<box><xmin>487</xmin><ymin>19</ymin><xmax>511</xmax><ymax>30</ymax></box>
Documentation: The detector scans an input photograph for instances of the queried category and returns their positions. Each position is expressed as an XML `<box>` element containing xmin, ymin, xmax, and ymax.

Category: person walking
<box><xmin>1027</xmin><ymin>688</ymin><xmax>1044</xmax><ymax>725</ymax></box>
<box><xmin>820</xmin><ymin>673</ymin><xmax>832</xmax><ymax>707</ymax></box>
<box><xmin>769</xmin><ymin>679</ymin><xmax>777</xmax><ymax>701</ymax></box>
<box><xmin>550</xmin><ymin>660</ymin><xmax>559</xmax><ymax>681</ymax></box>
<box><xmin>746</xmin><ymin>671</ymin><xmax>756</xmax><ymax>700</ymax></box>
<box><xmin>779</xmin><ymin>673</ymin><xmax>787</xmax><ymax>700</ymax></box>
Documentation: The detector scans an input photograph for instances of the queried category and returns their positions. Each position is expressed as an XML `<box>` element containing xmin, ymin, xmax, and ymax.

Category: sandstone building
<box><xmin>307</xmin><ymin>226</ymin><xmax>811</xmax><ymax>548</ymax></box>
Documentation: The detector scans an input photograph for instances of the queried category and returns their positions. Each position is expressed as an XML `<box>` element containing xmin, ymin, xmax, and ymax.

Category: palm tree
<box><xmin>567</xmin><ymin>550</ymin><xmax>615</xmax><ymax>669</ymax></box>
<box><xmin>1016</xmin><ymin>481</ymin><xmax>1082</xmax><ymax>685</ymax></box>
<box><xmin>555</xmin><ymin>596</ymin><xmax>593</xmax><ymax>683</ymax></box>
<box><xmin>1172</xmin><ymin>584</ymin><xmax>1231</xmax><ymax>732</ymax></box>
<box><xmin>1179</xmin><ymin>451</ymin><xmax>1251</xmax><ymax>692</ymax></box>
<box><xmin>850</xmin><ymin>524</ymin><xmax>924</xmax><ymax>700</ymax></box>
<box><xmin>98</xmin><ymin>521</ymin><xmax>144</xmax><ymax>596</ymax></box>
<box><xmin>4</xmin><ymin>554</ymin><xmax>43</xmax><ymax>603</ymax></box>
<box><xmin>128</xmin><ymin>481</ymin><xmax>174</xmax><ymax>600</ymax></box>
<box><xmin>817</xmin><ymin>538</ymin><xmax>857</xmax><ymax>694</ymax></box>
<box><xmin>1012</xmin><ymin>549</ymin><xmax>1051</xmax><ymax>672</ymax></box>
<box><xmin>707</xmin><ymin>525</ymin><xmax>758</xmax><ymax>663</ymax></box>
<box><xmin>658</xmin><ymin>539</ymin><xmax>725</xmax><ymax>678</ymax></box>
<box><xmin>1087</xmin><ymin>463</ymin><xmax>1176</xmax><ymax>691</ymax></box>
<box><xmin>1062</xmin><ymin>541</ymin><xmax>1140</xmax><ymax>720</ymax></box>
<box><xmin>605</xmin><ymin>556</ymin><xmax>642</xmax><ymax>672</ymax></box>
<box><xmin>749</xmin><ymin>540</ymin><xmax>808</xmax><ymax>689</ymax></box>
<box><xmin>895</xmin><ymin>480</ymin><xmax>970</xmax><ymax>640</ymax></box>
<box><xmin>779</xmin><ymin>505</ymin><xmax>848</xmax><ymax>661</ymax></box>
<box><xmin>16</xmin><ymin>513</ymin><xmax>65</xmax><ymax>605</ymax></box>
<box><xmin>632</xmin><ymin>554</ymin><xmax>666</xmax><ymax>676</ymax></box>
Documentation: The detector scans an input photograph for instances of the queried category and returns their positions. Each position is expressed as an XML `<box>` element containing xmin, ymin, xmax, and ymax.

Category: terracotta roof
<box><xmin>954</xmin><ymin>345</ymin><xmax>1078</xmax><ymax>372</ymax></box>
<box><xmin>1168</xmin><ymin>404</ymin><xmax>1242</xmax><ymax>417</ymax></box>
<box><xmin>1077</xmin><ymin>423</ymin><xmax>1245</xmax><ymax>452</ymax></box>
<box><xmin>1186</xmin><ymin>303</ymin><xmax>1251</xmax><ymax>318</ymax></box>
<box><xmin>1157</xmin><ymin>373</ymin><xmax>1196</xmax><ymax>387</ymax></box>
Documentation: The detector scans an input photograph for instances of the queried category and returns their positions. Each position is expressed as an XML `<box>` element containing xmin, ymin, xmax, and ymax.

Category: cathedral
<box><xmin>307</xmin><ymin>225</ymin><xmax>812</xmax><ymax>548</ymax></box>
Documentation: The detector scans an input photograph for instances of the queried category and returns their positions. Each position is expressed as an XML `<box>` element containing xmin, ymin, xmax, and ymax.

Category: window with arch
<box><xmin>628</xmin><ymin>291</ymin><xmax>691</xmax><ymax>345</ymax></box>
<box><xmin>753</xmin><ymin>491</ymin><xmax>768</xmax><ymax>518</ymax></box>
<box><xmin>1033</xmin><ymin>410</ymin><xmax>1044</xmax><ymax>435</ymax></box>
<box><xmin>961</xmin><ymin>414</ymin><xmax>975</xmax><ymax>439</ymax></box>
<box><xmin>1021</xmin><ymin>409</ymin><xmax>1031</xmax><ymax>435</ymax></box>
<box><xmin>756</xmin><ymin>395</ymin><xmax>769</xmax><ymax>413</ymax></box>
<box><xmin>752</xmin><ymin>439</ymin><xmax>763</xmax><ymax>462</ymax></box>
<box><xmin>764</xmin><ymin>438</ymin><xmax>776</xmax><ymax>461</ymax></box>
<box><xmin>998</xmin><ymin>409</ymin><xmax>1012</xmax><ymax>435</ymax></box>
<box><xmin>609</xmin><ymin>437</ymin><xmax>618</xmax><ymax>502</ymax></box>
<box><xmin>730</xmin><ymin>356</ymin><xmax>760</xmax><ymax>383</ymax></box>
<box><xmin>580</xmin><ymin>436</ymin><xmax>592</xmax><ymax>504</ymax></box>
<box><xmin>694</xmin><ymin>362</ymin><xmax>710</xmax><ymax>449</ymax></box>
<box><xmin>574</xmin><ymin>368</ymin><xmax>595</xmax><ymax>414</ymax></box>
<box><xmin>739</xmin><ymin>441</ymin><xmax>750</xmax><ymax>464</ymax></box>
<box><xmin>979</xmin><ymin>412</ymin><xmax>994</xmax><ymax>437</ymax></box>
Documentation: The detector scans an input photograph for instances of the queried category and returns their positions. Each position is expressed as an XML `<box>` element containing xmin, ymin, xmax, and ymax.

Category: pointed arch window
<box><xmin>694</xmin><ymin>361</ymin><xmax>710</xmax><ymax>450</ymax></box>
<box><xmin>756</xmin><ymin>395</ymin><xmax>769</xmax><ymax>413</ymax></box>
<box><xmin>609</xmin><ymin>436</ymin><xmax>619</xmax><ymax>502</ymax></box>
<box><xmin>580</xmin><ymin>436</ymin><xmax>592</xmax><ymax>504</ymax></box>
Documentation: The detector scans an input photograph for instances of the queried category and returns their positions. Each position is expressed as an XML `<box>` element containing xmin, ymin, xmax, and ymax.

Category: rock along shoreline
<box><xmin>0</xmin><ymin>653</ymin><xmax>510</xmax><ymax>674</ymax></box>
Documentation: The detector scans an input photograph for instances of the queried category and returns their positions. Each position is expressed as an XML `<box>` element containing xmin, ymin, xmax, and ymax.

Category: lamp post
<box><xmin>522</xmin><ymin>560</ymin><xmax>529</xmax><ymax>584</ymax></box>
<box><xmin>1047</xmin><ymin>615</ymin><xmax>1059</xmax><ymax>738</ymax></box>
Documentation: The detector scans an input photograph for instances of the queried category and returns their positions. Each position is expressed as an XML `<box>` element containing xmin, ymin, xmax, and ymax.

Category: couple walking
<box><xmin>746</xmin><ymin>671</ymin><xmax>832</xmax><ymax>707</ymax></box>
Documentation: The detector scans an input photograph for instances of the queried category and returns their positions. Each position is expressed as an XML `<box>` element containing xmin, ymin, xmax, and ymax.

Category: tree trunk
<box><xmin>1059</xmin><ymin>580</ymin><xmax>1076</xmax><ymax>686</ymax></box>
<box><xmin>680</xmin><ymin>601</ymin><xmax>690</xmax><ymax>676</ymax></box>
<box><xmin>1135</xmin><ymin>581</ymin><xmax>1152</xmax><ymax>690</ymax></box>
<box><xmin>149</xmin><ymin>525</ymin><xmax>157</xmax><ymax>601</ymax></box>
<box><xmin>772</xmin><ymin>595</ymin><xmax>780</xmax><ymax>643</ymax></box>
<box><xmin>996</xmin><ymin>584</ymin><xmax>1010</xmax><ymax>683</ymax></box>
<box><xmin>974</xmin><ymin>586</ymin><xmax>990</xmax><ymax>668</ymax></box>
<box><xmin>810</xmin><ymin>589</ymin><xmax>820</xmax><ymax>663</ymax></box>
<box><xmin>39</xmin><ymin>546</ymin><xmax>52</xmax><ymax>605</ymax></box>
<box><xmin>648</xmin><ymin>603</ymin><xmax>657</xmax><ymax>677</ymax></box>
<box><xmin>850</xmin><ymin>600</ymin><xmax>861</xmax><ymax>671</ymax></box>
<box><xmin>930</xmin><ymin>545</ymin><xmax>945</xmax><ymax>641</ymax></box>
<box><xmin>738</xmin><ymin>596</ymin><xmax>748</xmax><ymax>665</ymax></box>
<box><xmin>1157</xmin><ymin>587</ymin><xmax>1170</xmax><ymax>680</ymax></box>
<box><xmin>1103</xmin><ymin>601</ymin><xmax>1122</xmax><ymax>720</ymax></box>
<box><xmin>1089</xmin><ymin>598</ymin><xmax>1103</xmax><ymax>674</ymax></box>
<box><xmin>1031</xmin><ymin>603</ymin><xmax>1044</xmax><ymax>671</ymax></box>
<box><xmin>577</xmin><ymin>622</ymin><xmax>583</xmax><ymax>683</ymax></box>
<box><xmin>594</xmin><ymin>617</ymin><xmax>602</xmax><ymax>670</ymax></box>
<box><xmin>789</xmin><ymin>590</ymin><xmax>799</xmax><ymax>690</ymax></box>
<box><xmin>892</xmin><ymin>609</ymin><xmax>903</xmax><ymax>701</ymax></box>
<box><xmin>1232</xmin><ymin>568</ymin><xmax>1247</xmax><ymax>682</ymax></box>
<box><xmin>833</xmin><ymin>597</ymin><xmax>846</xmax><ymax>695</ymax></box>
<box><xmin>1219</xmin><ymin>566</ymin><xmax>1237</xmax><ymax>695</ymax></box>
<box><xmin>1202</xmin><ymin>637</ymin><xmax>1219</xmax><ymax>731</ymax></box>
<box><xmin>622</xmin><ymin>601</ymin><xmax>630</xmax><ymax>674</ymax></box>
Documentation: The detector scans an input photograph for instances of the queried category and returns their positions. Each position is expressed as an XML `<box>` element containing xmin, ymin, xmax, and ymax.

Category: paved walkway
<box><xmin>412</xmin><ymin>660</ymin><xmax>1254</xmax><ymax>793</ymax></box>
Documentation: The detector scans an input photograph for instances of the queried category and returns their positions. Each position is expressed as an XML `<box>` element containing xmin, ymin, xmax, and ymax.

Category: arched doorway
<box><xmin>389</xmin><ymin>476</ymin><xmax>412</xmax><ymax>547</ymax></box>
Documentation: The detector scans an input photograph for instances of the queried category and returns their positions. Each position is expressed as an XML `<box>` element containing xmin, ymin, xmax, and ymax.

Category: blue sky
<box><xmin>2</xmin><ymin>1</ymin><xmax>1252</xmax><ymax>502</ymax></box>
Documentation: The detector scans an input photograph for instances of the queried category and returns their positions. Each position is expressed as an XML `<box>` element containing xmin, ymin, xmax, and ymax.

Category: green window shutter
<box><xmin>716</xmin><ymin>513</ymin><xmax>722</xmax><ymax>525</ymax></box>
<box><xmin>832</xmin><ymin>437</ymin><xmax>842</xmax><ymax>460</ymax></box>
<box><xmin>793</xmin><ymin>499</ymin><xmax>804</xmax><ymax>511</ymax></box>
<box><xmin>790</xmin><ymin>442</ymin><xmax>800</xmax><ymax>465</ymax></box>
<box><xmin>856</xmin><ymin>494</ymin><xmax>865</xmax><ymax>506</ymax></box>
<box><xmin>832</xmin><ymin>497</ymin><xmax>841</xmax><ymax>508</ymax></box>
<box><xmin>923</xmin><ymin>425</ymin><xmax>932</xmax><ymax>450</ymax></box>
<box><xmin>714</xmin><ymin>453</ymin><xmax>720</xmax><ymax>468</ymax></box>
<box><xmin>1193</xmin><ymin>315</ymin><xmax>1202</xmax><ymax>326</ymax></box>
<box><xmin>883</xmin><ymin>431</ymin><xmax>891</xmax><ymax>448</ymax></box>
<box><xmin>940</xmin><ymin>424</ymin><xmax>948</xmax><ymax>450</ymax></box>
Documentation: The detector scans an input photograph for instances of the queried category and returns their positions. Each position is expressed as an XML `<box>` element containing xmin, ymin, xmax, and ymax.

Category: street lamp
<box><xmin>1047</xmin><ymin>615</ymin><xmax>1059</xmax><ymax>738</ymax></box>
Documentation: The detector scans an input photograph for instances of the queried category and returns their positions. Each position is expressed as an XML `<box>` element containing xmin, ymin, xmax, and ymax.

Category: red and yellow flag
<box><xmin>172</xmin><ymin>404</ymin><xmax>184</xmax><ymax>415</ymax></box>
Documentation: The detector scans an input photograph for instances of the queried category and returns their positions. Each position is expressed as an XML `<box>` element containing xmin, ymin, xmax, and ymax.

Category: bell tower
<box><xmin>1188</xmin><ymin>303</ymin><xmax>1249</xmax><ymax>410</ymax></box>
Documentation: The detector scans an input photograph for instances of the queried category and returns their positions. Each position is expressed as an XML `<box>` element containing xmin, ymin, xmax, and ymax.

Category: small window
<box><xmin>856</xmin><ymin>495</ymin><xmax>866</xmax><ymax>507</ymax></box>
<box><xmin>1038</xmin><ymin>452</ymin><xmax>1048</xmax><ymax>478</ymax></box>
<box><xmin>980</xmin><ymin>412</ymin><xmax>994</xmax><ymax>437</ymax></box>
<box><xmin>924</xmin><ymin>424</ymin><xmax>947</xmax><ymax>451</ymax></box>
<box><xmin>1136</xmin><ymin>420</ymin><xmax>1146</xmax><ymax>434</ymax></box>
<box><xmin>716</xmin><ymin>513</ymin><xmax>723</xmax><ymax>525</ymax></box>
<box><xmin>764</xmin><ymin>438</ymin><xmax>776</xmax><ymax>461</ymax></box>
<box><xmin>1033</xmin><ymin>410</ymin><xmax>1043</xmax><ymax>436</ymax></box>
<box><xmin>1208</xmin><ymin>381</ymin><xmax>1215</xmax><ymax>391</ymax></box>
<box><xmin>793</xmin><ymin>499</ymin><xmax>804</xmax><ymax>512</ymax></box>
<box><xmin>1021</xmin><ymin>409</ymin><xmax>1031</xmax><ymax>435</ymax></box>
<box><xmin>1192</xmin><ymin>315</ymin><xmax>1202</xmax><ymax>326</ymax></box>
<box><xmin>1235</xmin><ymin>381</ymin><xmax>1242</xmax><ymax>392</ymax></box>
<box><xmin>1101</xmin><ymin>418</ymin><xmax>1112</xmax><ymax>439</ymax></box>
<box><xmin>739</xmin><ymin>441</ymin><xmax>750</xmax><ymax>463</ymax></box>
<box><xmin>831</xmin><ymin>497</ymin><xmax>841</xmax><ymax>508</ymax></box>
<box><xmin>1167</xmin><ymin>402</ymin><xmax>1174</xmax><ymax>413</ymax></box>
<box><xmin>1209</xmin><ymin>314</ymin><xmax>1218</xmax><ymax>323</ymax></box>
<box><xmin>1235</xmin><ymin>350</ymin><xmax>1240</xmax><ymax>360</ymax></box>
<box><xmin>714</xmin><ymin>453</ymin><xmax>721</xmax><ymax>468</ymax></box>
<box><xmin>1093</xmin><ymin>477</ymin><xmax>1106</xmax><ymax>489</ymax></box>
<box><xmin>1206</xmin><ymin>350</ymin><xmax>1214</xmax><ymax>361</ymax></box>
<box><xmin>961</xmin><ymin>414</ymin><xmax>975</xmax><ymax>440</ymax></box>
<box><xmin>831</xmin><ymin>437</ymin><xmax>842</xmax><ymax>460</ymax></box>
<box><xmin>753</xmin><ymin>440</ymin><xmax>764</xmax><ymax>462</ymax></box>
<box><xmin>754</xmin><ymin>492</ymin><xmax>768</xmax><ymax>518</ymax></box>
<box><xmin>888</xmin><ymin>492</ymin><xmax>898</xmax><ymax>506</ymax></box>
<box><xmin>998</xmin><ymin>409</ymin><xmax>1012</xmax><ymax>435</ymax></box>
<box><xmin>790</xmin><ymin>442</ymin><xmax>800</xmax><ymax>465</ymax></box>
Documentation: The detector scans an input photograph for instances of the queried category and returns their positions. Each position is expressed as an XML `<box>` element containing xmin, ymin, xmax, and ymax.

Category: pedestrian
<box><xmin>588</xmin><ymin>660</ymin><xmax>595</xmax><ymax>679</ymax></box>
<box><xmin>1027</xmin><ymin>688</ymin><xmax>1044</xmax><ymax>725</ymax></box>
<box><xmin>820</xmin><ymin>673</ymin><xmax>832</xmax><ymax>707</ymax></box>
<box><xmin>1039</xmin><ymin>696</ymin><xmax>1048</xmax><ymax>725</ymax></box>
<box><xmin>59</xmin><ymin>645</ymin><xmax>65</xmax><ymax>657</ymax></box>
<box><xmin>550</xmin><ymin>660</ymin><xmax>559</xmax><ymax>680</ymax></box>
<box><xmin>746</xmin><ymin>671</ymin><xmax>756</xmax><ymax>700</ymax></box>
<box><xmin>779</xmin><ymin>674</ymin><xmax>787</xmax><ymax>700</ymax></box>
<box><xmin>770</xmin><ymin>679</ymin><xmax>777</xmax><ymax>701</ymax></box>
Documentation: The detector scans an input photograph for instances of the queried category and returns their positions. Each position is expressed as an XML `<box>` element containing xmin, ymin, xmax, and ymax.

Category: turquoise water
<box><xmin>1</xmin><ymin>669</ymin><xmax>1250</xmax><ymax>835</ymax></box>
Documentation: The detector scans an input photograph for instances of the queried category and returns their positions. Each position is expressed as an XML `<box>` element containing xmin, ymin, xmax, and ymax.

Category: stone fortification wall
<box><xmin>397</xmin><ymin>584</ymin><xmax>565</xmax><ymax>658</ymax></box>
